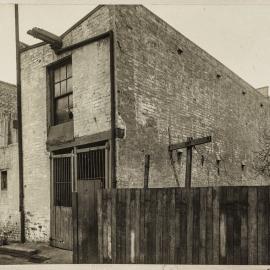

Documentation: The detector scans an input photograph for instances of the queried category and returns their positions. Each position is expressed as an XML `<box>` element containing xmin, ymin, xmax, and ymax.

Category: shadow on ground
<box><xmin>0</xmin><ymin>242</ymin><xmax>72</xmax><ymax>264</ymax></box>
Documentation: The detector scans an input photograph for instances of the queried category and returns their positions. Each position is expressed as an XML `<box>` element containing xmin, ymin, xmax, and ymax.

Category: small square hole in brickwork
<box><xmin>1</xmin><ymin>171</ymin><xmax>7</xmax><ymax>190</ymax></box>
<box><xmin>177</xmin><ymin>48</ymin><xmax>183</xmax><ymax>55</ymax></box>
<box><xmin>216</xmin><ymin>73</ymin><xmax>221</xmax><ymax>79</ymax></box>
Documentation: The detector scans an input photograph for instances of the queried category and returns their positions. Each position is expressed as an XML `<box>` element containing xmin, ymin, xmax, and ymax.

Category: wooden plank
<box><xmin>115</xmin><ymin>189</ymin><xmax>124</xmax><ymax>263</ymax></box>
<box><xmin>129</xmin><ymin>189</ymin><xmax>136</xmax><ymax>263</ymax></box>
<box><xmin>148</xmin><ymin>189</ymin><xmax>157</xmax><ymax>264</ymax></box>
<box><xmin>55</xmin><ymin>206</ymin><xmax>61</xmax><ymax>249</ymax></box>
<box><xmin>155</xmin><ymin>189</ymin><xmax>162</xmax><ymax>264</ymax></box>
<box><xmin>77</xmin><ymin>180</ymin><xmax>100</xmax><ymax>263</ymax></box>
<box><xmin>92</xmin><ymin>180</ymin><xmax>101</xmax><ymax>263</ymax></box>
<box><xmin>66</xmin><ymin>207</ymin><xmax>71</xmax><ymax>250</ymax></box>
<box><xmin>97</xmin><ymin>189</ymin><xmax>103</xmax><ymax>263</ymax></box>
<box><xmin>186</xmin><ymin>189</ymin><xmax>193</xmax><ymax>264</ymax></box>
<box><xmin>180</xmin><ymin>188</ymin><xmax>187</xmax><ymax>264</ymax></box>
<box><xmin>120</xmin><ymin>189</ymin><xmax>126</xmax><ymax>263</ymax></box>
<box><xmin>106</xmin><ymin>189</ymin><xmax>112</xmax><ymax>263</ymax></box>
<box><xmin>205</xmin><ymin>188</ymin><xmax>213</xmax><ymax>264</ymax></box>
<box><xmin>212</xmin><ymin>187</ymin><xmax>220</xmax><ymax>264</ymax></box>
<box><xmin>77</xmin><ymin>181</ymin><xmax>86</xmax><ymax>263</ymax></box>
<box><xmin>257</xmin><ymin>187</ymin><xmax>269</xmax><ymax>265</ymax></box>
<box><xmin>192</xmin><ymin>188</ymin><xmax>200</xmax><ymax>264</ymax></box>
<box><xmin>125</xmin><ymin>190</ymin><xmax>131</xmax><ymax>263</ymax></box>
<box><xmin>233</xmin><ymin>187</ymin><xmax>241</xmax><ymax>265</ymax></box>
<box><xmin>102</xmin><ymin>190</ymin><xmax>108</xmax><ymax>262</ymax></box>
<box><xmin>139</xmin><ymin>189</ymin><xmax>145</xmax><ymax>263</ymax></box>
<box><xmin>134</xmin><ymin>189</ymin><xmax>140</xmax><ymax>263</ymax></box>
<box><xmin>115</xmin><ymin>189</ymin><xmax>121</xmax><ymax>263</ymax></box>
<box><xmin>169</xmin><ymin>136</ymin><xmax>211</xmax><ymax>151</ymax></box>
<box><xmin>72</xmin><ymin>192</ymin><xmax>78</xmax><ymax>263</ymax></box>
<box><xmin>111</xmin><ymin>189</ymin><xmax>117</xmax><ymax>263</ymax></box>
<box><xmin>199</xmin><ymin>188</ymin><xmax>207</xmax><ymax>264</ymax></box>
<box><xmin>240</xmin><ymin>187</ymin><xmax>248</xmax><ymax>265</ymax></box>
<box><xmin>169</xmin><ymin>189</ymin><xmax>176</xmax><ymax>264</ymax></box>
<box><xmin>174</xmin><ymin>189</ymin><xmax>181</xmax><ymax>264</ymax></box>
<box><xmin>219</xmin><ymin>188</ymin><xmax>226</xmax><ymax>265</ymax></box>
<box><xmin>248</xmin><ymin>187</ymin><xmax>258</xmax><ymax>264</ymax></box>
<box><xmin>69</xmin><ymin>207</ymin><xmax>73</xmax><ymax>250</ymax></box>
<box><xmin>162</xmin><ymin>189</ymin><xmax>169</xmax><ymax>263</ymax></box>
<box><xmin>144</xmin><ymin>189</ymin><xmax>151</xmax><ymax>263</ymax></box>
<box><xmin>50</xmin><ymin>206</ymin><xmax>56</xmax><ymax>247</ymax></box>
<box><xmin>226</xmin><ymin>187</ymin><xmax>234</xmax><ymax>265</ymax></box>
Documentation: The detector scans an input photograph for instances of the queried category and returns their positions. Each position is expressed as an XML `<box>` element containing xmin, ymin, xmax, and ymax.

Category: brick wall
<box><xmin>20</xmin><ymin>5</ymin><xmax>113</xmax><ymax>242</ymax></box>
<box><xmin>114</xmin><ymin>5</ymin><xmax>270</xmax><ymax>188</ymax></box>
<box><xmin>0</xmin><ymin>81</ymin><xmax>20</xmax><ymax>241</ymax></box>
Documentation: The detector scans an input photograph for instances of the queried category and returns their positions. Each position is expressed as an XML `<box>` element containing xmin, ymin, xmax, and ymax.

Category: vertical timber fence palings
<box><xmin>73</xmin><ymin>185</ymin><xmax>270</xmax><ymax>264</ymax></box>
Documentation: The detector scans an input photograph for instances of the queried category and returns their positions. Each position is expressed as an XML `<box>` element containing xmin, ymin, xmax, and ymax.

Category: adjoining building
<box><xmin>19</xmin><ymin>5</ymin><xmax>270</xmax><ymax>249</ymax></box>
<box><xmin>0</xmin><ymin>80</ymin><xmax>19</xmax><ymax>241</ymax></box>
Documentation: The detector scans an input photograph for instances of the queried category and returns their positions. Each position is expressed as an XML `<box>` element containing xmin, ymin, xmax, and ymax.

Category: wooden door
<box><xmin>50</xmin><ymin>153</ymin><xmax>73</xmax><ymax>250</ymax></box>
<box><xmin>73</xmin><ymin>145</ymin><xmax>108</xmax><ymax>263</ymax></box>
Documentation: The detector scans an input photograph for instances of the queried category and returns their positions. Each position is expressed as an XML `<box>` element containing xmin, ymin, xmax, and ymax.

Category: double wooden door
<box><xmin>50</xmin><ymin>144</ymin><xmax>109</xmax><ymax>250</ymax></box>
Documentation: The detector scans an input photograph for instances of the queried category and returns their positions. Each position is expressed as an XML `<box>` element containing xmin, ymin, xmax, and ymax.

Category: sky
<box><xmin>1</xmin><ymin>1</ymin><xmax>270</xmax><ymax>89</ymax></box>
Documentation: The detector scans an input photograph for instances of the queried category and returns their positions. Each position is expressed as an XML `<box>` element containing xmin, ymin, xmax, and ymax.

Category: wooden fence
<box><xmin>73</xmin><ymin>185</ymin><xmax>270</xmax><ymax>264</ymax></box>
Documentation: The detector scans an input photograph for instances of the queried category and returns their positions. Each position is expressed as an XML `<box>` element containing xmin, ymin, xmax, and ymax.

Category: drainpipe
<box><xmin>109</xmin><ymin>31</ymin><xmax>117</xmax><ymax>188</ymax></box>
<box><xmin>15</xmin><ymin>4</ymin><xmax>25</xmax><ymax>243</ymax></box>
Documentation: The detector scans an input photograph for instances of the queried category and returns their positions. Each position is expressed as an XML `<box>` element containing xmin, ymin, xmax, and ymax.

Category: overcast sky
<box><xmin>1</xmin><ymin>1</ymin><xmax>270</xmax><ymax>89</ymax></box>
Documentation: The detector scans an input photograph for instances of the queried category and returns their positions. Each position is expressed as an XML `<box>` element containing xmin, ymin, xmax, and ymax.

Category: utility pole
<box><xmin>15</xmin><ymin>4</ymin><xmax>25</xmax><ymax>243</ymax></box>
<box><xmin>169</xmin><ymin>136</ymin><xmax>211</xmax><ymax>188</ymax></box>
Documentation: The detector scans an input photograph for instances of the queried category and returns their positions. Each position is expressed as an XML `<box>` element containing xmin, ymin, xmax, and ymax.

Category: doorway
<box><xmin>50</xmin><ymin>142</ymin><xmax>109</xmax><ymax>250</ymax></box>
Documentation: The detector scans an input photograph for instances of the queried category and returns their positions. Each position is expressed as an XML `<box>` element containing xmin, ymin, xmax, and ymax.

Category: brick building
<box><xmin>20</xmin><ymin>5</ymin><xmax>270</xmax><ymax>247</ymax></box>
<box><xmin>0</xmin><ymin>81</ymin><xmax>19</xmax><ymax>241</ymax></box>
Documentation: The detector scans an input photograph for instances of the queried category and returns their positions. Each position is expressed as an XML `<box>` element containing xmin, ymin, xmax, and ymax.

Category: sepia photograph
<box><xmin>0</xmin><ymin>1</ymin><xmax>270</xmax><ymax>268</ymax></box>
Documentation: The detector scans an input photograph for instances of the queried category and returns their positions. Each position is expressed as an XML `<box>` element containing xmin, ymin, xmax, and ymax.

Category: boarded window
<box><xmin>1</xmin><ymin>171</ymin><xmax>7</xmax><ymax>190</ymax></box>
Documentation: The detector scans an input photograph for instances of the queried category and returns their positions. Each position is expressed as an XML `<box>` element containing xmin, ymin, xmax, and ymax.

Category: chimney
<box><xmin>257</xmin><ymin>86</ymin><xmax>269</xmax><ymax>97</ymax></box>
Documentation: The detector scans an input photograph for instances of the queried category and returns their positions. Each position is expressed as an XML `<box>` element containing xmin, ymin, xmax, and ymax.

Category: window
<box><xmin>52</xmin><ymin>61</ymin><xmax>73</xmax><ymax>125</ymax></box>
<box><xmin>1</xmin><ymin>171</ymin><xmax>7</xmax><ymax>190</ymax></box>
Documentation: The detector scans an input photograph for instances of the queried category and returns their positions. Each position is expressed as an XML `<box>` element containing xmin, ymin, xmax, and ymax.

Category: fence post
<box><xmin>72</xmin><ymin>192</ymin><xmax>79</xmax><ymax>263</ymax></box>
<box><xmin>144</xmin><ymin>155</ymin><xmax>150</xmax><ymax>188</ymax></box>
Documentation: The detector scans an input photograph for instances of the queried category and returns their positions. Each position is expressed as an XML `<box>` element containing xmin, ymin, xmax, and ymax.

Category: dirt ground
<box><xmin>0</xmin><ymin>242</ymin><xmax>72</xmax><ymax>265</ymax></box>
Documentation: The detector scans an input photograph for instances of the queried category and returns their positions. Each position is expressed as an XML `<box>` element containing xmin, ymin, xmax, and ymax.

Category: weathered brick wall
<box><xmin>114</xmin><ymin>5</ymin><xmax>270</xmax><ymax>188</ymax></box>
<box><xmin>73</xmin><ymin>38</ymin><xmax>111</xmax><ymax>138</ymax></box>
<box><xmin>0</xmin><ymin>81</ymin><xmax>20</xmax><ymax>241</ymax></box>
<box><xmin>20</xmin><ymin>5</ymin><xmax>113</xmax><ymax>242</ymax></box>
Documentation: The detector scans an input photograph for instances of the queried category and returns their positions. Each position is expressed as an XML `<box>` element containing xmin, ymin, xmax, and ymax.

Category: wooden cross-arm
<box><xmin>168</xmin><ymin>136</ymin><xmax>212</xmax><ymax>151</ymax></box>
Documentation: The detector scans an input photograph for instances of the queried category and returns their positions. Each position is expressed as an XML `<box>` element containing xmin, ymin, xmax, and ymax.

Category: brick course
<box><xmin>114</xmin><ymin>5</ymin><xmax>270</xmax><ymax>188</ymax></box>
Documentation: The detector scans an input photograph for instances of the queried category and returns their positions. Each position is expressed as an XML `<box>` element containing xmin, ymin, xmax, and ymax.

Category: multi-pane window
<box><xmin>53</xmin><ymin>61</ymin><xmax>73</xmax><ymax>125</ymax></box>
<box><xmin>1</xmin><ymin>171</ymin><xmax>7</xmax><ymax>190</ymax></box>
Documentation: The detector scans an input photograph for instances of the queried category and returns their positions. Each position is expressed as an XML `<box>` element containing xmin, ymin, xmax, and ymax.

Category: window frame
<box><xmin>49</xmin><ymin>57</ymin><xmax>73</xmax><ymax>126</ymax></box>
